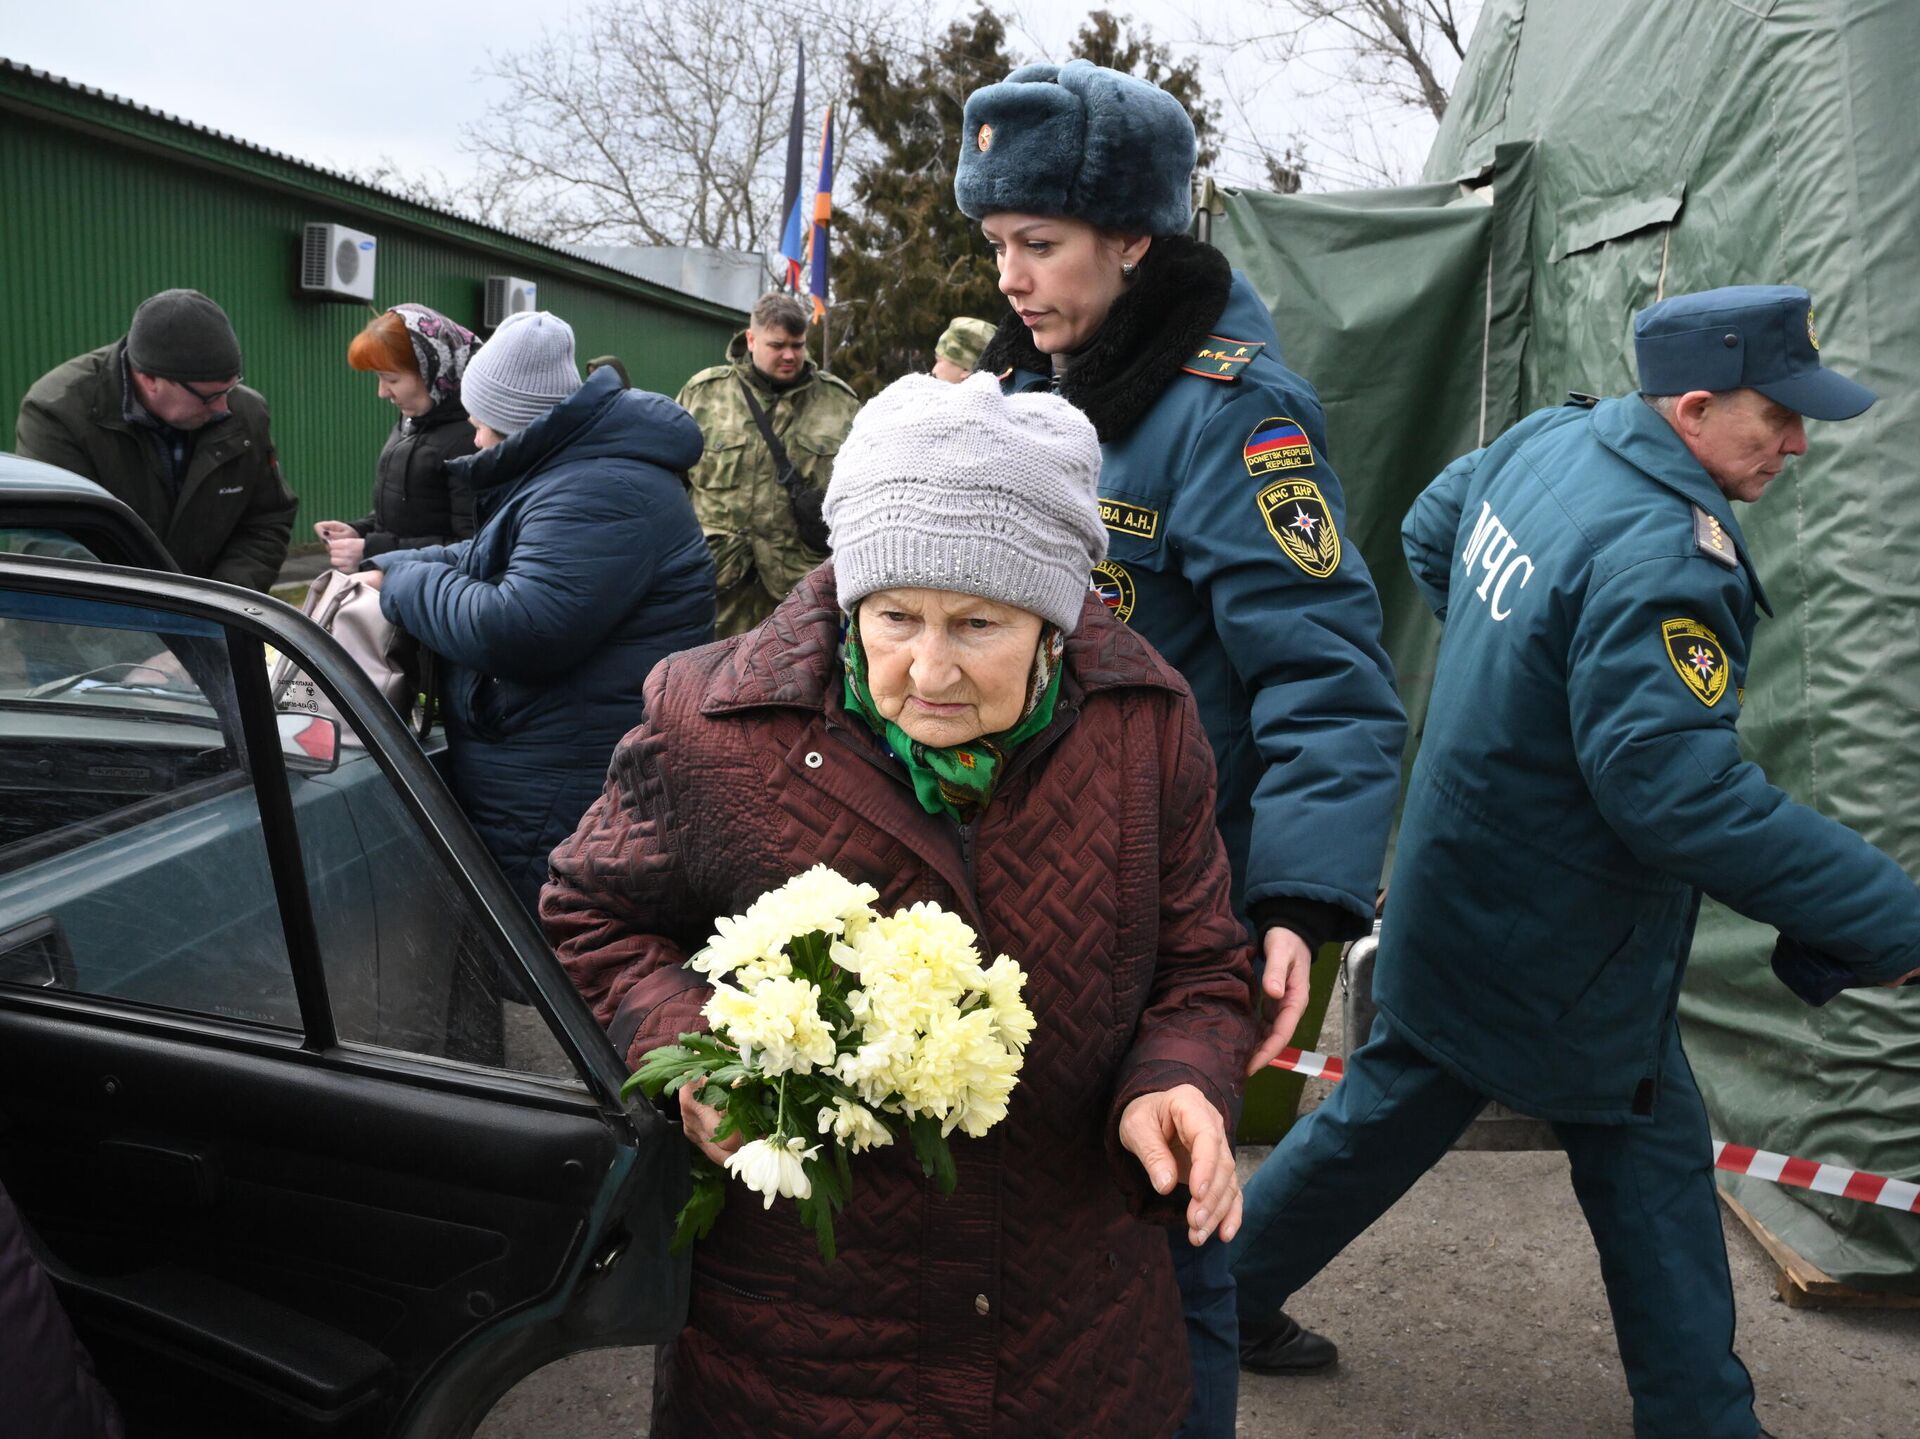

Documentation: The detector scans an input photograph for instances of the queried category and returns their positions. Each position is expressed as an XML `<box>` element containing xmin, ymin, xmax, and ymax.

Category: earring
<box><xmin>1120</xmin><ymin>261</ymin><xmax>1138</xmax><ymax>279</ymax></box>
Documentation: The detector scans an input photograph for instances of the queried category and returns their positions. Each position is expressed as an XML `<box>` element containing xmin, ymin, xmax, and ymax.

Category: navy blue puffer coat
<box><xmin>374</xmin><ymin>367</ymin><xmax>714</xmax><ymax>913</ymax></box>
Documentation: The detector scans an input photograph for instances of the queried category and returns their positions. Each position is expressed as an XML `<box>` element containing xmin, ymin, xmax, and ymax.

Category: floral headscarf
<box><xmin>389</xmin><ymin>303</ymin><xmax>477</xmax><ymax>428</ymax></box>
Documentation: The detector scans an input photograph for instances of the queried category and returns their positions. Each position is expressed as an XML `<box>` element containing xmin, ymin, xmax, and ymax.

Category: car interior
<box><xmin>0</xmin><ymin>508</ymin><xmax>686</xmax><ymax>1437</ymax></box>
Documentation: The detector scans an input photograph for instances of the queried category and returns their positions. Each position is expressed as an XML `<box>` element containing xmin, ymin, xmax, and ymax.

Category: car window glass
<box><xmin>1</xmin><ymin>527</ymin><xmax>101</xmax><ymax>562</ymax></box>
<box><xmin>286</xmin><ymin>698</ymin><xmax>580</xmax><ymax>1086</ymax></box>
<box><xmin>0</xmin><ymin>589</ymin><xmax>300</xmax><ymax>1029</ymax></box>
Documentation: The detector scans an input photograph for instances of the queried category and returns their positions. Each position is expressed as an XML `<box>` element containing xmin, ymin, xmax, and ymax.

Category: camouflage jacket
<box><xmin>674</xmin><ymin>333</ymin><xmax>860</xmax><ymax>636</ymax></box>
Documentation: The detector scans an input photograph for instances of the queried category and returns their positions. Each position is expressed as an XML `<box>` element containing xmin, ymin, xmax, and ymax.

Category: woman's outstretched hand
<box><xmin>1118</xmin><ymin>1084</ymin><xmax>1242</xmax><ymax>1247</ymax></box>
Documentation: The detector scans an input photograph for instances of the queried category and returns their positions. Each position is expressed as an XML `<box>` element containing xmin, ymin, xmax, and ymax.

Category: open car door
<box><xmin>0</xmin><ymin>542</ymin><xmax>688</xmax><ymax>1438</ymax></box>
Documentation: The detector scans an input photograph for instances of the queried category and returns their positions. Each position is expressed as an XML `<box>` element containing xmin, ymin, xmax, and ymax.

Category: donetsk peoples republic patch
<box><xmin>1243</xmin><ymin>416</ymin><xmax>1315</xmax><ymax>476</ymax></box>
<box><xmin>1091</xmin><ymin>560</ymin><xmax>1136</xmax><ymax>623</ymax></box>
<box><xmin>1661</xmin><ymin>618</ymin><xmax>1731</xmax><ymax>706</ymax></box>
<box><xmin>1258</xmin><ymin>478</ymin><xmax>1342</xmax><ymax>579</ymax></box>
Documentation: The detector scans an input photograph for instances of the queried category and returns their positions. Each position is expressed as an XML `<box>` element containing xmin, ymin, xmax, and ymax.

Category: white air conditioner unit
<box><xmin>484</xmin><ymin>276</ymin><xmax>538</xmax><ymax>329</ymax></box>
<box><xmin>300</xmin><ymin>223</ymin><xmax>378</xmax><ymax>302</ymax></box>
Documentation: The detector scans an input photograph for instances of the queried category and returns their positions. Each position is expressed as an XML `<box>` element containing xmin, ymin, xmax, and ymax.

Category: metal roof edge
<box><xmin>0</xmin><ymin>57</ymin><xmax>747</xmax><ymax>327</ymax></box>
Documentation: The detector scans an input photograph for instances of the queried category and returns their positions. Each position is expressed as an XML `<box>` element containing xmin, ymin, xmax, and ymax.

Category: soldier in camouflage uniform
<box><xmin>676</xmin><ymin>292</ymin><xmax>861</xmax><ymax>636</ymax></box>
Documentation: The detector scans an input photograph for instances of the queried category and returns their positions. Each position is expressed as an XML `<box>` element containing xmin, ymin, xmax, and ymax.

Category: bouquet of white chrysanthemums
<box><xmin>625</xmin><ymin>865</ymin><xmax>1035</xmax><ymax>1261</ymax></box>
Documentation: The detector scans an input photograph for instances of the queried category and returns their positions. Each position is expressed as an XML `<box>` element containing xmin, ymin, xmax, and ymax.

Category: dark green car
<box><xmin>0</xmin><ymin>456</ymin><xmax>686</xmax><ymax>1437</ymax></box>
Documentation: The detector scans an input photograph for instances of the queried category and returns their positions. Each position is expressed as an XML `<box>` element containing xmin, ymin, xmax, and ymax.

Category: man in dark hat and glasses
<box><xmin>16</xmin><ymin>288</ymin><xmax>296</xmax><ymax>591</ymax></box>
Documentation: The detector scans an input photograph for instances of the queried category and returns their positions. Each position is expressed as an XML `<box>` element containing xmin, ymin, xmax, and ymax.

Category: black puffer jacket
<box><xmin>0</xmin><ymin>1180</ymin><xmax>124</xmax><ymax>1438</ymax></box>
<box><xmin>349</xmin><ymin>408</ymin><xmax>478</xmax><ymax>558</ymax></box>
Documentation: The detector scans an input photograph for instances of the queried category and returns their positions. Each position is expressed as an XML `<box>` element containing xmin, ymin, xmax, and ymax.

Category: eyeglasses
<box><xmin>175</xmin><ymin>376</ymin><xmax>243</xmax><ymax>405</ymax></box>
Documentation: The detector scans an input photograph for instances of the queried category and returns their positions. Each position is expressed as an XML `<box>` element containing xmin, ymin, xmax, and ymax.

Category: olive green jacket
<box><xmin>15</xmin><ymin>340</ymin><xmax>297</xmax><ymax>591</ymax></box>
<box><xmin>674</xmin><ymin>332</ymin><xmax>859</xmax><ymax>636</ymax></box>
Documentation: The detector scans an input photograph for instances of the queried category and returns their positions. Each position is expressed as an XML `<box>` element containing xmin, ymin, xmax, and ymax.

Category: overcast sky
<box><xmin>4</xmin><ymin>0</ymin><xmax>1458</xmax><ymax>201</ymax></box>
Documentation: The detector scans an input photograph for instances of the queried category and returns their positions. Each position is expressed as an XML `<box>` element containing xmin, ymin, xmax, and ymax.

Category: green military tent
<box><xmin>1210</xmin><ymin>0</ymin><xmax>1919</xmax><ymax>1292</ymax></box>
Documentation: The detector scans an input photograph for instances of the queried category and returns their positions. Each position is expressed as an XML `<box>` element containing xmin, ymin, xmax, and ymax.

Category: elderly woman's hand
<box><xmin>679</xmin><ymin>1086</ymin><xmax>745</xmax><ymax>1168</ymax></box>
<box><xmin>1118</xmin><ymin>1084</ymin><xmax>1242</xmax><ymax>1247</ymax></box>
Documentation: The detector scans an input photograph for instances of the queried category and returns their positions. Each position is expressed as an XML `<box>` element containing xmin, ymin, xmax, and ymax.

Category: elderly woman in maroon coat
<box><xmin>544</xmin><ymin>373</ymin><xmax>1255</xmax><ymax>1438</ymax></box>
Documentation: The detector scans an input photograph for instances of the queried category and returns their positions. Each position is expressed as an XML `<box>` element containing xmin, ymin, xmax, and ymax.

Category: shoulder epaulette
<box><xmin>1693</xmin><ymin>505</ymin><xmax>1738</xmax><ymax>569</ymax></box>
<box><xmin>1182</xmin><ymin>334</ymin><xmax>1266</xmax><ymax>382</ymax></box>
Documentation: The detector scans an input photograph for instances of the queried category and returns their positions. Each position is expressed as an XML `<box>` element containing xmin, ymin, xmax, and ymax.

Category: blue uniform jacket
<box><xmin>1378</xmin><ymin>394</ymin><xmax>1920</xmax><ymax>1121</ymax></box>
<box><xmin>372</xmin><ymin>367</ymin><xmax>715</xmax><ymax>908</ymax></box>
<box><xmin>1004</xmin><ymin>273</ymin><xmax>1405</xmax><ymax>931</ymax></box>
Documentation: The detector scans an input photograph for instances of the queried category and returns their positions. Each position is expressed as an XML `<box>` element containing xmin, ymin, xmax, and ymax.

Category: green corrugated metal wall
<box><xmin>0</xmin><ymin>64</ymin><xmax>744</xmax><ymax>527</ymax></box>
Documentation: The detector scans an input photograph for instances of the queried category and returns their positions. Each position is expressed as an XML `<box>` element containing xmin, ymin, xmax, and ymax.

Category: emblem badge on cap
<box><xmin>1807</xmin><ymin>307</ymin><xmax>1819</xmax><ymax>351</ymax></box>
<box><xmin>977</xmin><ymin>123</ymin><xmax>993</xmax><ymax>152</ymax></box>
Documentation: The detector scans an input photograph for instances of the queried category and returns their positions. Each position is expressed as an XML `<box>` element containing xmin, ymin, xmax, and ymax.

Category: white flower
<box><xmin>724</xmin><ymin>1136</ymin><xmax>820</xmax><ymax>1208</ymax></box>
<box><xmin>703</xmin><ymin>977</ymin><xmax>838</xmax><ymax>1076</ymax></box>
<box><xmin>978</xmin><ymin>954</ymin><xmax>1035</xmax><ymax>1052</ymax></box>
<box><xmin>817</xmin><ymin>1097</ymin><xmax>895</xmax><ymax>1152</ymax></box>
<box><xmin>761</xmin><ymin>865</ymin><xmax>881</xmax><ymax>939</ymax></box>
<box><xmin>688</xmin><ymin>910</ymin><xmax>792</xmax><ymax>982</ymax></box>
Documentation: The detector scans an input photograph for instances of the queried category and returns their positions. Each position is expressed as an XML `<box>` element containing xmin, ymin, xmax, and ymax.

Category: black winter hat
<box><xmin>126</xmin><ymin>289</ymin><xmax>243</xmax><ymax>382</ymax></box>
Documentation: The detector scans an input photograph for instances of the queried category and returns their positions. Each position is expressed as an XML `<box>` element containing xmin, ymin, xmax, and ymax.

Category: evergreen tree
<box><xmin>830</xmin><ymin>9</ymin><xmax>1016</xmax><ymax>398</ymax></box>
<box><xmin>830</xmin><ymin>7</ymin><xmax>1220</xmax><ymax>397</ymax></box>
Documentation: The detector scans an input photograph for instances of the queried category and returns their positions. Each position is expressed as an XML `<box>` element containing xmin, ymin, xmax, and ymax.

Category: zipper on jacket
<box><xmin>954</xmin><ymin>818</ymin><xmax>980</xmax><ymax>909</ymax></box>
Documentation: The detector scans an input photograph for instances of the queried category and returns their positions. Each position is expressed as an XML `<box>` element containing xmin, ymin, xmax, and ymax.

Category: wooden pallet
<box><xmin>1720</xmin><ymin>1189</ymin><xmax>1920</xmax><ymax>1310</ymax></box>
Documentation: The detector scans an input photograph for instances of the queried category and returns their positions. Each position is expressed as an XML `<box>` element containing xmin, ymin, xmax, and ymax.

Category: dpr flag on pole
<box><xmin>777</xmin><ymin>43</ymin><xmax>807</xmax><ymax>292</ymax></box>
<box><xmin>807</xmin><ymin>106</ymin><xmax>835</xmax><ymax>324</ymax></box>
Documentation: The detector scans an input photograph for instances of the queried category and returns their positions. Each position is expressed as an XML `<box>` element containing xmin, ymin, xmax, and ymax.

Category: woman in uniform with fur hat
<box><xmin>953</xmin><ymin>60</ymin><xmax>1408</xmax><ymax>1435</ymax></box>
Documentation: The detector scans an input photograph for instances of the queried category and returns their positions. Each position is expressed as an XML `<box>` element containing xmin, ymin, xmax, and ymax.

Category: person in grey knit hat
<box><xmin>825</xmin><ymin>371</ymin><xmax>1106</xmax><ymax>632</ymax></box>
<box><xmin>541</xmin><ymin>367</ymin><xmax>1252</xmax><ymax>1439</ymax></box>
<box><xmin>462</xmin><ymin>310</ymin><xmax>581</xmax><ymax>439</ymax></box>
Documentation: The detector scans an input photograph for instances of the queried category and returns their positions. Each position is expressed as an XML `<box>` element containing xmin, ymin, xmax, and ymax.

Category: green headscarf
<box><xmin>841</xmin><ymin>609</ymin><xmax>1065</xmax><ymax>823</ymax></box>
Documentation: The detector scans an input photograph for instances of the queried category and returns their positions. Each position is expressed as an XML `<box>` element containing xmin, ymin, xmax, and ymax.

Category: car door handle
<box><xmin>97</xmin><ymin>1139</ymin><xmax>220</xmax><ymax>1206</ymax></box>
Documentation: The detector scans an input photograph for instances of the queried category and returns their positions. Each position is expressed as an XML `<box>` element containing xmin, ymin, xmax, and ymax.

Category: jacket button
<box><xmin>974</xmin><ymin>1294</ymin><xmax>990</xmax><ymax>1316</ymax></box>
<box><xmin>804</xmin><ymin>751</ymin><xmax>823</xmax><ymax>769</ymax></box>
<box><xmin>1723</xmin><ymin>333</ymin><xmax>1739</xmax><ymax>348</ymax></box>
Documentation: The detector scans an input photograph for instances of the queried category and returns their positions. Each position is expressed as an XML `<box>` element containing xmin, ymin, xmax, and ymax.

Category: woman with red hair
<box><xmin>312</xmin><ymin>304</ymin><xmax>479</xmax><ymax>569</ymax></box>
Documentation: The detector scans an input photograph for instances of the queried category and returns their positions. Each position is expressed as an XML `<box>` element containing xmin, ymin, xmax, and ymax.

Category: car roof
<box><xmin>0</xmin><ymin>452</ymin><xmax>175</xmax><ymax>570</ymax></box>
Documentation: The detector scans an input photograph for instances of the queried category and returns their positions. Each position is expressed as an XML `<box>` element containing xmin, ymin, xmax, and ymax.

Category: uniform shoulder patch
<box><xmin>1243</xmin><ymin>416</ymin><xmax>1315</xmax><ymax>475</ymax></box>
<box><xmin>1692</xmin><ymin>506</ymin><xmax>1738</xmax><ymax>569</ymax></box>
<box><xmin>1661</xmin><ymin>617</ymin><xmax>1730</xmax><ymax>706</ymax></box>
<box><xmin>1258</xmin><ymin>477</ymin><xmax>1341</xmax><ymax>578</ymax></box>
<box><xmin>1182</xmin><ymin>334</ymin><xmax>1266</xmax><ymax>381</ymax></box>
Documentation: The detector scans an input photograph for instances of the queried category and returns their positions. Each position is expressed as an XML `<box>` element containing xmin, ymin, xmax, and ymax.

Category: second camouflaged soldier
<box><xmin>676</xmin><ymin>292</ymin><xmax>859</xmax><ymax>636</ymax></box>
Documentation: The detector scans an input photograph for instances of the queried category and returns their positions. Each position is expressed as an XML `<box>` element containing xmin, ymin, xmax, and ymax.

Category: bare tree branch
<box><xmin>417</xmin><ymin>0</ymin><xmax>910</xmax><ymax>252</ymax></box>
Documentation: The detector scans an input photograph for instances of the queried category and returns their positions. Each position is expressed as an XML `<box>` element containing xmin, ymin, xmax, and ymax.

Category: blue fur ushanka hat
<box><xmin>955</xmin><ymin>60</ymin><xmax>1197</xmax><ymax>237</ymax></box>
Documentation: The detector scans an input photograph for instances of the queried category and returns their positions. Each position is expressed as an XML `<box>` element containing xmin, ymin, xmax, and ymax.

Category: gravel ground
<box><xmin>479</xmin><ymin>1004</ymin><xmax>1920</xmax><ymax>1438</ymax></box>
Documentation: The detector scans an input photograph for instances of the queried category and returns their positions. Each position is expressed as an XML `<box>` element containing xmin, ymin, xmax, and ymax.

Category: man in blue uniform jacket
<box><xmin>1228</xmin><ymin>285</ymin><xmax>1920</xmax><ymax>1439</ymax></box>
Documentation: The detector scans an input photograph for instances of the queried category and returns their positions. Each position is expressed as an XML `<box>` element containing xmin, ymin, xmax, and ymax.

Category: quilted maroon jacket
<box><xmin>544</xmin><ymin>565</ymin><xmax>1255</xmax><ymax>1439</ymax></box>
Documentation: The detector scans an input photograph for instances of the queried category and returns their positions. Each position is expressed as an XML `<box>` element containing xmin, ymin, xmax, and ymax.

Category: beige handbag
<box><xmin>269</xmin><ymin>570</ymin><xmax>422</xmax><ymax>741</ymax></box>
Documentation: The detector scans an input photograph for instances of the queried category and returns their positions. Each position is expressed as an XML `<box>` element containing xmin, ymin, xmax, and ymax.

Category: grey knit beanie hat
<box><xmin>126</xmin><ymin>289</ymin><xmax>243</xmax><ymax>382</ymax></box>
<box><xmin>462</xmin><ymin>311</ymin><xmax>580</xmax><ymax>434</ymax></box>
<box><xmin>825</xmin><ymin>372</ymin><xmax>1108</xmax><ymax>633</ymax></box>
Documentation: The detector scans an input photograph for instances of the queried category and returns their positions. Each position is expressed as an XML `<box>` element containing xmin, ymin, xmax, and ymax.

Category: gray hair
<box><xmin>1642</xmin><ymin>393</ymin><xmax>1682</xmax><ymax>420</ymax></box>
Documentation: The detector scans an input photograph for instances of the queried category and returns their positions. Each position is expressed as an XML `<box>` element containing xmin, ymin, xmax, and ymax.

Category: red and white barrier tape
<box><xmin>1270</xmin><ymin>1047</ymin><xmax>1920</xmax><ymax>1215</ymax></box>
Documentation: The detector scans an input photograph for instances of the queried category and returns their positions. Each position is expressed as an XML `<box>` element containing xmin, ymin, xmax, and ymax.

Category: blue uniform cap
<box><xmin>955</xmin><ymin>61</ymin><xmax>1197</xmax><ymax>237</ymax></box>
<box><xmin>1633</xmin><ymin>284</ymin><xmax>1875</xmax><ymax>421</ymax></box>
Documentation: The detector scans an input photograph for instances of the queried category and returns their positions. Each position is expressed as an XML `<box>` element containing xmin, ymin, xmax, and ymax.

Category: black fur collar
<box><xmin>977</xmin><ymin>235</ymin><xmax>1232</xmax><ymax>442</ymax></box>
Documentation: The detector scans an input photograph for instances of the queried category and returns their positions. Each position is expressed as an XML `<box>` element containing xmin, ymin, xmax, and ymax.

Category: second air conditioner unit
<box><xmin>300</xmin><ymin>223</ymin><xmax>378</xmax><ymax>301</ymax></box>
<box><xmin>484</xmin><ymin>276</ymin><xmax>538</xmax><ymax>329</ymax></box>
